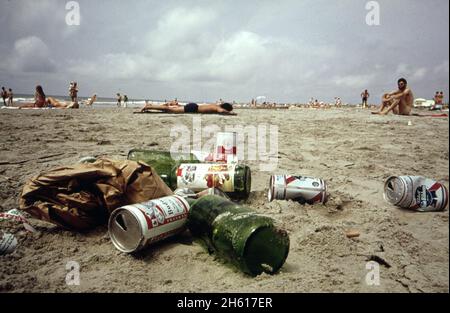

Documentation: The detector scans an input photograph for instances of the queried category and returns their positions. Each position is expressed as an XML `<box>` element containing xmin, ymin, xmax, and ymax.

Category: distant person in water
<box><xmin>140</xmin><ymin>102</ymin><xmax>237</xmax><ymax>115</ymax></box>
<box><xmin>7</xmin><ymin>88</ymin><xmax>13</xmax><ymax>106</ymax></box>
<box><xmin>1</xmin><ymin>87</ymin><xmax>7</xmax><ymax>106</ymax></box>
<box><xmin>372</xmin><ymin>78</ymin><xmax>414</xmax><ymax>116</ymax></box>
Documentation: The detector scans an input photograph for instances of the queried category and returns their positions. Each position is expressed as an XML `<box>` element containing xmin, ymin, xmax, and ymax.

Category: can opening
<box><xmin>115</xmin><ymin>213</ymin><xmax>127</xmax><ymax>231</ymax></box>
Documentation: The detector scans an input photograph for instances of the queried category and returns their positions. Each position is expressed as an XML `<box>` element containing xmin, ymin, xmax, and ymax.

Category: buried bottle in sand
<box><xmin>268</xmin><ymin>175</ymin><xmax>328</xmax><ymax>205</ymax></box>
<box><xmin>187</xmin><ymin>195</ymin><xmax>290</xmax><ymax>276</ymax></box>
<box><xmin>384</xmin><ymin>176</ymin><xmax>448</xmax><ymax>212</ymax></box>
<box><xmin>108</xmin><ymin>195</ymin><xmax>190</xmax><ymax>253</ymax></box>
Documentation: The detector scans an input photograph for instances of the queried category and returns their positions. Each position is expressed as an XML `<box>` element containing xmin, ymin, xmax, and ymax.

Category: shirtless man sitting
<box><xmin>372</xmin><ymin>78</ymin><xmax>414</xmax><ymax>115</ymax></box>
<box><xmin>139</xmin><ymin>101</ymin><xmax>237</xmax><ymax>115</ymax></box>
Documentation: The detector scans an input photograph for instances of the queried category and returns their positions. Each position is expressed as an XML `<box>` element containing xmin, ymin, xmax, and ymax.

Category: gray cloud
<box><xmin>0</xmin><ymin>0</ymin><xmax>448</xmax><ymax>103</ymax></box>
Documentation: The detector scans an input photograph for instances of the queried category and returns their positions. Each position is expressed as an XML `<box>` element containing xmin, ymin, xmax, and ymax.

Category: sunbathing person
<box><xmin>18</xmin><ymin>85</ymin><xmax>47</xmax><ymax>108</ymax></box>
<box><xmin>47</xmin><ymin>94</ymin><xmax>97</xmax><ymax>109</ymax></box>
<box><xmin>372</xmin><ymin>78</ymin><xmax>414</xmax><ymax>115</ymax></box>
<box><xmin>139</xmin><ymin>102</ymin><xmax>237</xmax><ymax>115</ymax></box>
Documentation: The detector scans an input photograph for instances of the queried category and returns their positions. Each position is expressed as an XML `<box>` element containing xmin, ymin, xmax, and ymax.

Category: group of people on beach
<box><xmin>12</xmin><ymin>84</ymin><xmax>96</xmax><ymax>109</ymax></box>
<box><xmin>116</xmin><ymin>93</ymin><xmax>129</xmax><ymax>108</ymax></box>
<box><xmin>1</xmin><ymin>86</ymin><xmax>13</xmax><ymax>106</ymax></box>
<box><xmin>1</xmin><ymin>77</ymin><xmax>444</xmax><ymax>116</ymax></box>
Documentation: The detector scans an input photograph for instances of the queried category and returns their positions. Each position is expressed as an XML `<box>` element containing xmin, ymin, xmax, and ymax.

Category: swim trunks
<box><xmin>184</xmin><ymin>103</ymin><xmax>199</xmax><ymax>113</ymax></box>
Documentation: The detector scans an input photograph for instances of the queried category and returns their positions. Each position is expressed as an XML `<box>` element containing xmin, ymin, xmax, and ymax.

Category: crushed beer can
<box><xmin>384</xmin><ymin>176</ymin><xmax>449</xmax><ymax>212</ymax></box>
<box><xmin>108</xmin><ymin>195</ymin><xmax>190</xmax><ymax>253</ymax></box>
<box><xmin>268</xmin><ymin>175</ymin><xmax>328</xmax><ymax>205</ymax></box>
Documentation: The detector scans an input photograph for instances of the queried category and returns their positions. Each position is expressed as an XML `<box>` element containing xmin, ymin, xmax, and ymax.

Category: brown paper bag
<box><xmin>19</xmin><ymin>158</ymin><xmax>173</xmax><ymax>230</ymax></box>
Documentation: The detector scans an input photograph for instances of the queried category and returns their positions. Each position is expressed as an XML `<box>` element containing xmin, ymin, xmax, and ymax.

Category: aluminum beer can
<box><xmin>108</xmin><ymin>195</ymin><xmax>190</xmax><ymax>253</ymax></box>
<box><xmin>214</xmin><ymin>132</ymin><xmax>237</xmax><ymax>163</ymax></box>
<box><xmin>268</xmin><ymin>175</ymin><xmax>328</xmax><ymax>204</ymax></box>
<box><xmin>384</xmin><ymin>176</ymin><xmax>449</xmax><ymax>212</ymax></box>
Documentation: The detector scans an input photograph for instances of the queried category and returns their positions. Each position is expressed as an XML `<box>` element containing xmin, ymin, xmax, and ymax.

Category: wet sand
<box><xmin>0</xmin><ymin>107</ymin><xmax>448</xmax><ymax>292</ymax></box>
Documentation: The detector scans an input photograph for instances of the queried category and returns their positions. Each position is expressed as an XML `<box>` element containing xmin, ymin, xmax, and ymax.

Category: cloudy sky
<box><xmin>0</xmin><ymin>0</ymin><xmax>448</xmax><ymax>103</ymax></box>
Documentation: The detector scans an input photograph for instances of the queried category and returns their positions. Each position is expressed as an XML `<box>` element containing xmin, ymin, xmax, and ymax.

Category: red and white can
<box><xmin>214</xmin><ymin>132</ymin><xmax>237</xmax><ymax>163</ymax></box>
<box><xmin>384</xmin><ymin>176</ymin><xmax>448</xmax><ymax>212</ymax></box>
<box><xmin>268</xmin><ymin>175</ymin><xmax>328</xmax><ymax>204</ymax></box>
<box><xmin>108</xmin><ymin>195</ymin><xmax>190</xmax><ymax>253</ymax></box>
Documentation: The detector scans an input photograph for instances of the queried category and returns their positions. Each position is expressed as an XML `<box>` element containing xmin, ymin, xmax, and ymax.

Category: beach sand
<box><xmin>0</xmin><ymin>107</ymin><xmax>448</xmax><ymax>293</ymax></box>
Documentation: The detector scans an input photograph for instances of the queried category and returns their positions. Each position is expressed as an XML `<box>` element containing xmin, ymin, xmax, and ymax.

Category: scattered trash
<box><xmin>174</xmin><ymin>187</ymin><xmax>231</xmax><ymax>201</ymax></box>
<box><xmin>177</xmin><ymin>163</ymin><xmax>251</xmax><ymax>199</ymax></box>
<box><xmin>127</xmin><ymin>149</ymin><xmax>200</xmax><ymax>189</ymax></box>
<box><xmin>187</xmin><ymin>195</ymin><xmax>290</xmax><ymax>276</ymax></box>
<box><xmin>19</xmin><ymin>159</ymin><xmax>172</xmax><ymax>230</ymax></box>
<box><xmin>345</xmin><ymin>230</ymin><xmax>360</xmax><ymax>238</ymax></box>
<box><xmin>78</xmin><ymin>156</ymin><xmax>97</xmax><ymax>164</ymax></box>
<box><xmin>407</xmin><ymin>121</ymin><xmax>413</xmax><ymax>126</ymax></box>
<box><xmin>109</xmin><ymin>195</ymin><xmax>190</xmax><ymax>253</ymax></box>
<box><xmin>0</xmin><ymin>209</ymin><xmax>36</xmax><ymax>233</ymax></box>
<box><xmin>268</xmin><ymin>175</ymin><xmax>328</xmax><ymax>205</ymax></box>
<box><xmin>384</xmin><ymin>176</ymin><xmax>448</xmax><ymax>212</ymax></box>
<box><xmin>214</xmin><ymin>132</ymin><xmax>238</xmax><ymax>163</ymax></box>
<box><xmin>367</xmin><ymin>255</ymin><xmax>391</xmax><ymax>268</ymax></box>
<box><xmin>0</xmin><ymin>231</ymin><xmax>18</xmax><ymax>255</ymax></box>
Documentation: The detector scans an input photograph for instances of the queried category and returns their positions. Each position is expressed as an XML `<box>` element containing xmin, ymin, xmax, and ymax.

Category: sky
<box><xmin>0</xmin><ymin>0</ymin><xmax>448</xmax><ymax>103</ymax></box>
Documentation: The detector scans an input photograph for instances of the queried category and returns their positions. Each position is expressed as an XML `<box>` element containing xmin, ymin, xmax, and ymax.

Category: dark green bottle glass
<box><xmin>186</xmin><ymin>195</ymin><xmax>290</xmax><ymax>276</ymax></box>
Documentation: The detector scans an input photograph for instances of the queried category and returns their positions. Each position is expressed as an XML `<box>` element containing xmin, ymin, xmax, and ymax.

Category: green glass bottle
<box><xmin>186</xmin><ymin>195</ymin><xmax>290</xmax><ymax>276</ymax></box>
<box><xmin>127</xmin><ymin>149</ymin><xmax>200</xmax><ymax>190</ymax></box>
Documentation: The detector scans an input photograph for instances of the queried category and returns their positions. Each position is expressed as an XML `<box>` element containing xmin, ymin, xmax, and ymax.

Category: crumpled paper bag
<box><xmin>19</xmin><ymin>158</ymin><xmax>173</xmax><ymax>230</ymax></box>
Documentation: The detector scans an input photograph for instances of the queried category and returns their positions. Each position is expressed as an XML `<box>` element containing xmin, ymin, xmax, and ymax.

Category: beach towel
<box><xmin>19</xmin><ymin>158</ymin><xmax>173</xmax><ymax>230</ymax></box>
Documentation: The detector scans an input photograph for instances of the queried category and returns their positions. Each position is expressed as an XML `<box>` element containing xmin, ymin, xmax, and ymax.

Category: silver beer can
<box><xmin>268</xmin><ymin>175</ymin><xmax>328</xmax><ymax>204</ymax></box>
<box><xmin>108</xmin><ymin>195</ymin><xmax>190</xmax><ymax>253</ymax></box>
<box><xmin>384</xmin><ymin>176</ymin><xmax>449</xmax><ymax>212</ymax></box>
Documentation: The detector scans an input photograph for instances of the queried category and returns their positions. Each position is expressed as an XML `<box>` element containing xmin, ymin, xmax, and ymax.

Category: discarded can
<box><xmin>268</xmin><ymin>175</ymin><xmax>328</xmax><ymax>204</ymax></box>
<box><xmin>0</xmin><ymin>231</ymin><xmax>18</xmax><ymax>255</ymax></box>
<box><xmin>214</xmin><ymin>132</ymin><xmax>237</xmax><ymax>163</ymax></box>
<box><xmin>108</xmin><ymin>195</ymin><xmax>190</xmax><ymax>253</ymax></box>
<box><xmin>384</xmin><ymin>176</ymin><xmax>449</xmax><ymax>212</ymax></box>
<box><xmin>177</xmin><ymin>163</ymin><xmax>251</xmax><ymax>199</ymax></box>
<box><xmin>187</xmin><ymin>195</ymin><xmax>290</xmax><ymax>276</ymax></box>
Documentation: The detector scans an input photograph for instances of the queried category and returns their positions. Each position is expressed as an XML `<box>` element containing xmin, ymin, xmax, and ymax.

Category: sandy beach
<box><xmin>0</xmin><ymin>107</ymin><xmax>448</xmax><ymax>293</ymax></box>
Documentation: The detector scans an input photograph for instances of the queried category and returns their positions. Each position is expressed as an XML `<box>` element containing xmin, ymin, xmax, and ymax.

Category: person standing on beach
<box><xmin>116</xmin><ymin>93</ymin><xmax>122</xmax><ymax>107</ymax></box>
<box><xmin>123</xmin><ymin>95</ymin><xmax>129</xmax><ymax>108</ymax></box>
<box><xmin>361</xmin><ymin>89</ymin><xmax>370</xmax><ymax>108</ymax></box>
<box><xmin>7</xmin><ymin>88</ymin><xmax>13</xmax><ymax>106</ymax></box>
<box><xmin>1</xmin><ymin>87</ymin><xmax>7</xmax><ymax>106</ymax></box>
<box><xmin>372</xmin><ymin>78</ymin><xmax>414</xmax><ymax>115</ymax></box>
<box><xmin>69</xmin><ymin>82</ymin><xmax>78</xmax><ymax>102</ymax></box>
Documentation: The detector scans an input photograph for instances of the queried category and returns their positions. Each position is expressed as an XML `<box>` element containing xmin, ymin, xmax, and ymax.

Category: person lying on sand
<box><xmin>372</xmin><ymin>78</ymin><xmax>414</xmax><ymax>116</ymax></box>
<box><xmin>139</xmin><ymin>102</ymin><xmax>237</xmax><ymax>115</ymax></box>
<box><xmin>18</xmin><ymin>85</ymin><xmax>47</xmax><ymax>108</ymax></box>
<box><xmin>47</xmin><ymin>94</ymin><xmax>97</xmax><ymax>109</ymax></box>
